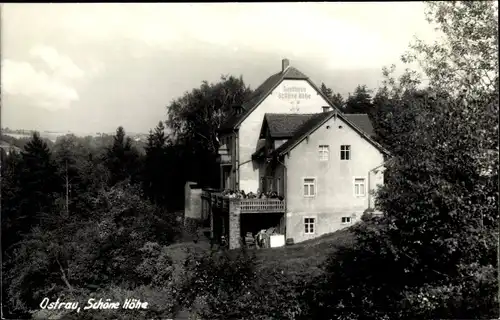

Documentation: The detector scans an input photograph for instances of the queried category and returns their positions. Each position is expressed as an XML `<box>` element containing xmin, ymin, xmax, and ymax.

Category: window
<box><xmin>304</xmin><ymin>217</ymin><xmax>315</xmax><ymax>234</ymax></box>
<box><xmin>354</xmin><ymin>178</ymin><xmax>366</xmax><ymax>197</ymax></box>
<box><xmin>277</xmin><ymin>178</ymin><xmax>281</xmax><ymax>195</ymax></box>
<box><xmin>340</xmin><ymin>145</ymin><xmax>351</xmax><ymax>160</ymax></box>
<box><xmin>260</xmin><ymin>177</ymin><xmax>265</xmax><ymax>191</ymax></box>
<box><xmin>341</xmin><ymin>217</ymin><xmax>351</xmax><ymax>224</ymax></box>
<box><xmin>319</xmin><ymin>145</ymin><xmax>330</xmax><ymax>161</ymax></box>
<box><xmin>267</xmin><ymin>177</ymin><xmax>273</xmax><ymax>192</ymax></box>
<box><xmin>303</xmin><ymin>178</ymin><xmax>316</xmax><ymax>197</ymax></box>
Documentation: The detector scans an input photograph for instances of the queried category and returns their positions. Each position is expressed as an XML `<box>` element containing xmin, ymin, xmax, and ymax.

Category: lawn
<box><xmin>168</xmin><ymin>227</ymin><xmax>355</xmax><ymax>277</ymax></box>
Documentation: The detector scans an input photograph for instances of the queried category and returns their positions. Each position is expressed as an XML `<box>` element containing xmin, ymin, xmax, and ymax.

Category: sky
<box><xmin>1</xmin><ymin>3</ymin><xmax>439</xmax><ymax>134</ymax></box>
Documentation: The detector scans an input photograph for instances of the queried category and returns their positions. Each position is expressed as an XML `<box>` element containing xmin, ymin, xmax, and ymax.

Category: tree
<box><xmin>331</xmin><ymin>93</ymin><xmax>345</xmax><ymax>110</ymax></box>
<box><xmin>320</xmin><ymin>83</ymin><xmax>333</xmax><ymax>102</ymax></box>
<box><xmin>402</xmin><ymin>1</ymin><xmax>499</xmax><ymax>96</ymax></box>
<box><xmin>320</xmin><ymin>83</ymin><xmax>345</xmax><ymax>109</ymax></box>
<box><xmin>312</xmin><ymin>1</ymin><xmax>499</xmax><ymax>319</ymax></box>
<box><xmin>15</xmin><ymin>133</ymin><xmax>61</xmax><ymax>239</ymax></box>
<box><xmin>104</xmin><ymin>126</ymin><xmax>141</xmax><ymax>186</ymax></box>
<box><xmin>312</xmin><ymin>88</ymin><xmax>498</xmax><ymax>320</ymax></box>
<box><xmin>344</xmin><ymin>85</ymin><xmax>374</xmax><ymax>114</ymax></box>
<box><xmin>5</xmin><ymin>182</ymin><xmax>180</xmax><ymax>314</ymax></box>
<box><xmin>167</xmin><ymin>75</ymin><xmax>253</xmax><ymax>154</ymax></box>
<box><xmin>1</xmin><ymin>151</ymin><xmax>23</xmax><ymax>249</ymax></box>
<box><xmin>175</xmin><ymin>248</ymin><xmax>259</xmax><ymax>319</ymax></box>
<box><xmin>52</xmin><ymin>135</ymin><xmax>87</xmax><ymax>216</ymax></box>
<box><xmin>166</xmin><ymin>75</ymin><xmax>253</xmax><ymax>189</ymax></box>
<box><xmin>142</xmin><ymin>121</ymin><xmax>171</xmax><ymax>206</ymax></box>
<box><xmin>2</xmin><ymin>133</ymin><xmax>61</xmax><ymax>318</ymax></box>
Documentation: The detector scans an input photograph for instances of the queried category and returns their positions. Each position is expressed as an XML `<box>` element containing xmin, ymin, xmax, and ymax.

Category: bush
<box><xmin>4</xmin><ymin>183</ymin><xmax>182</xmax><ymax>314</ymax></box>
<box><xmin>32</xmin><ymin>285</ymin><xmax>177</xmax><ymax>320</ymax></box>
<box><xmin>175</xmin><ymin>247</ymin><xmax>258</xmax><ymax>319</ymax></box>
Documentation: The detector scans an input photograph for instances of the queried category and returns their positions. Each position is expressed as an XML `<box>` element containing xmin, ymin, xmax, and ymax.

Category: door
<box><xmin>222</xmin><ymin>166</ymin><xmax>231</xmax><ymax>190</ymax></box>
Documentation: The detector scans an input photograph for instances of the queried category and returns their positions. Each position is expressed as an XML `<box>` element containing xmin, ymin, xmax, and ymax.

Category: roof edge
<box><xmin>277</xmin><ymin>112</ymin><xmax>334</xmax><ymax>157</ymax></box>
<box><xmin>232</xmin><ymin>74</ymin><xmax>286</xmax><ymax>130</ymax></box>
<box><xmin>277</xmin><ymin>111</ymin><xmax>391</xmax><ymax>157</ymax></box>
<box><xmin>220</xmin><ymin>64</ymin><xmax>349</xmax><ymax>132</ymax></box>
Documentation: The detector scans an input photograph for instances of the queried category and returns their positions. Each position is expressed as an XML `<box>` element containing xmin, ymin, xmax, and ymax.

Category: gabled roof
<box><xmin>260</xmin><ymin>113</ymin><xmax>318</xmax><ymax>139</ymax></box>
<box><xmin>219</xmin><ymin>64</ymin><xmax>340</xmax><ymax>132</ymax></box>
<box><xmin>274</xmin><ymin>112</ymin><xmax>333</xmax><ymax>156</ymax></box>
<box><xmin>274</xmin><ymin>111</ymin><xmax>390</xmax><ymax>157</ymax></box>
<box><xmin>344</xmin><ymin>114</ymin><xmax>374</xmax><ymax>137</ymax></box>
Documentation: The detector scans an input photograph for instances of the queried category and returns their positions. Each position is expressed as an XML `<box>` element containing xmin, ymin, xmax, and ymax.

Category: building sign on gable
<box><xmin>276</xmin><ymin>85</ymin><xmax>314</xmax><ymax>112</ymax></box>
<box><xmin>277</xmin><ymin>85</ymin><xmax>312</xmax><ymax>101</ymax></box>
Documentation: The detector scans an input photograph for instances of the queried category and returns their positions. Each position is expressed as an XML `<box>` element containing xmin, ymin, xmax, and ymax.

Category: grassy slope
<box><xmin>255</xmin><ymin>228</ymin><xmax>354</xmax><ymax>274</ymax></box>
<box><xmin>167</xmin><ymin>227</ymin><xmax>355</xmax><ymax>277</ymax></box>
<box><xmin>163</xmin><ymin>228</ymin><xmax>355</xmax><ymax>319</ymax></box>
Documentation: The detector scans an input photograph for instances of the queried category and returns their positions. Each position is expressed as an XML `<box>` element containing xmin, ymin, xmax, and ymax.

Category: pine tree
<box><xmin>320</xmin><ymin>83</ymin><xmax>333</xmax><ymax>102</ymax></box>
<box><xmin>15</xmin><ymin>133</ymin><xmax>60</xmax><ymax>238</ymax></box>
<box><xmin>104</xmin><ymin>126</ymin><xmax>141</xmax><ymax>186</ymax></box>
<box><xmin>53</xmin><ymin>135</ymin><xmax>91</xmax><ymax>217</ymax></box>
<box><xmin>344</xmin><ymin>85</ymin><xmax>374</xmax><ymax>114</ymax></box>
<box><xmin>331</xmin><ymin>93</ymin><xmax>345</xmax><ymax>109</ymax></box>
<box><xmin>143</xmin><ymin>121</ymin><xmax>170</xmax><ymax>206</ymax></box>
<box><xmin>1</xmin><ymin>151</ymin><xmax>23</xmax><ymax>250</ymax></box>
<box><xmin>321</xmin><ymin>83</ymin><xmax>345</xmax><ymax>109</ymax></box>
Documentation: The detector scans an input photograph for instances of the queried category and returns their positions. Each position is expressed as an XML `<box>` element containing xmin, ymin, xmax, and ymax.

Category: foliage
<box><xmin>142</xmin><ymin>121</ymin><xmax>173</xmax><ymax>208</ymax></box>
<box><xmin>0</xmin><ymin>134</ymin><xmax>31</xmax><ymax>149</ymax></box>
<box><xmin>175</xmin><ymin>248</ymin><xmax>260</xmax><ymax>319</ymax></box>
<box><xmin>4</xmin><ymin>181</ymin><xmax>181</xmax><ymax>313</ymax></box>
<box><xmin>6</xmin><ymin>133</ymin><xmax>61</xmax><ymax>244</ymax></box>
<box><xmin>174</xmin><ymin>245</ymin><xmax>330</xmax><ymax>320</ymax></box>
<box><xmin>166</xmin><ymin>75</ymin><xmax>253</xmax><ymax>153</ymax></box>
<box><xmin>32</xmin><ymin>285</ymin><xmax>177</xmax><ymax>320</ymax></box>
<box><xmin>344</xmin><ymin>84</ymin><xmax>374</xmax><ymax>114</ymax></box>
<box><xmin>320</xmin><ymin>82</ymin><xmax>334</xmax><ymax>103</ymax></box>
<box><xmin>165</xmin><ymin>75</ymin><xmax>253</xmax><ymax>189</ymax></box>
<box><xmin>331</xmin><ymin>93</ymin><xmax>345</xmax><ymax>110</ymax></box>
<box><xmin>321</xmin><ymin>82</ymin><xmax>345</xmax><ymax>109</ymax></box>
<box><xmin>1</xmin><ymin>150</ymin><xmax>23</xmax><ymax>244</ymax></box>
<box><xmin>311</xmin><ymin>2</ymin><xmax>499</xmax><ymax>318</ymax></box>
<box><xmin>4</xmin><ymin>2</ymin><xmax>499</xmax><ymax>319</ymax></box>
<box><xmin>402</xmin><ymin>0</ymin><xmax>499</xmax><ymax>95</ymax></box>
<box><xmin>104</xmin><ymin>126</ymin><xmax>141</xmax><ymax>186</ymax></box>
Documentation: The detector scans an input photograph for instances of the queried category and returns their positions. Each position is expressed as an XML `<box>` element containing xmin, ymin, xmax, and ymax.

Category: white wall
<box><xmin>238</xmin><ymin>79</ymin><xmax>330</xmax><ymax>193</ymax></box>
<box><xmin>284</xmin><ymin>115</ymin><xmax>385</xmax><ymax>243</ymax></box>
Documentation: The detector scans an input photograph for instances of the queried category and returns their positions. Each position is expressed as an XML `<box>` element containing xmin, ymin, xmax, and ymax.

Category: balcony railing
<box><xmin>240</xmin><ymin>199</ymin><xmax>285</xmax><ymax>213</ymax></box>
<box><xmin>203</xmin><ymin>191</ymin><xmax>285</xmax><ymax>214</ymax></box>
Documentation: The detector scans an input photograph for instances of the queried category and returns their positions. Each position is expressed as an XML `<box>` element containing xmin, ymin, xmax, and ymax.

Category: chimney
<box><xmin>282</xmin><ymin>58</ymin><xmax>290</xmax><ymax>72</ymax></box>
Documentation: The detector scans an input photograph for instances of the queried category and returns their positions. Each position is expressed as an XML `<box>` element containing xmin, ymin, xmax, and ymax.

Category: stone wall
<box><xmin>228</xmin><ymin>200</ymin><xmax>241</xmax><ymax>249</ymax></box>
<box><xmin>184</xmin><ymin>181</ymin><xmax>202</xmax><ymax>221</ymax></box>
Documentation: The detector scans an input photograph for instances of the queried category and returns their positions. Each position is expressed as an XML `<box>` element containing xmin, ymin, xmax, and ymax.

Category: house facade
<box><xmin>217</xmin><ymin>59</ymin><xmax>336</xmax><ymax>193</ymax></box>
<box><xmin>198</xmin><ymin>59</ymin><xmax>388</xmax><ymax>248</ymax></box>
<box><xmin>254</xmin><ymin>111</ymin><xmax>386</xmax><ymax>243</ymax></box>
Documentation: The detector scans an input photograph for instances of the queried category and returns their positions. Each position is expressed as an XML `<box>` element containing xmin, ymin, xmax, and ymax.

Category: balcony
<box><xmin>239</xmin><ymin>198</ymin><xmax>285</xmax><ymax>213</ymax></box>
<box><xmin>217</xmin><ymin>145</ymin><xmax>232</xmax><ymax>165</ymax></box>
<box><xmin>203</xmin><ymin>191</ymin><xmax>285</xmax><ymax>214</ymax></box>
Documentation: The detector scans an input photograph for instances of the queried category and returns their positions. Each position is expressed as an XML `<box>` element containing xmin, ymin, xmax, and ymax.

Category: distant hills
<box><xmin>1</xmin><ymin>128</ymin><xmax>149</xmax><ymax>143</ymax></box>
